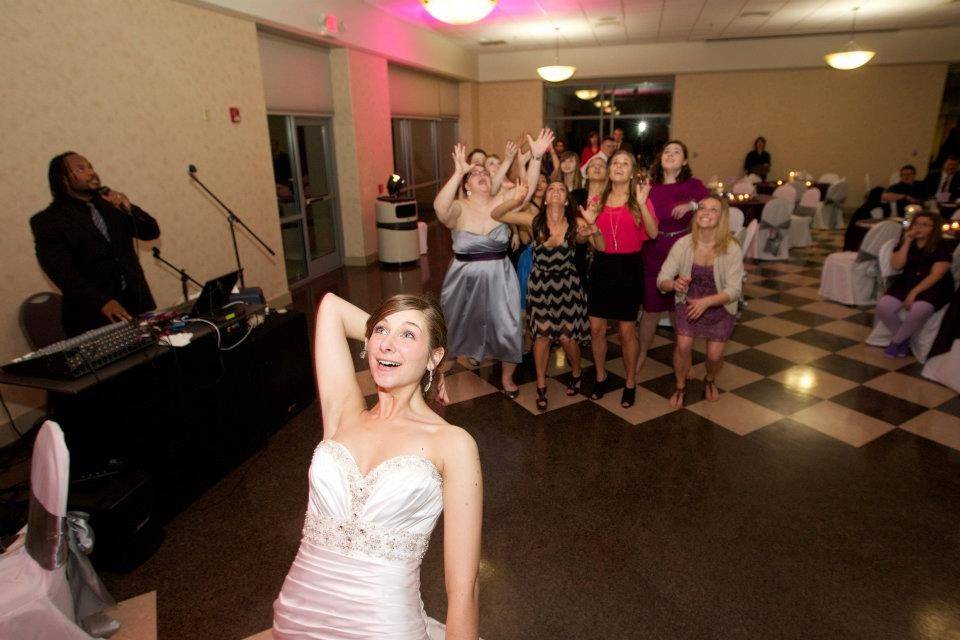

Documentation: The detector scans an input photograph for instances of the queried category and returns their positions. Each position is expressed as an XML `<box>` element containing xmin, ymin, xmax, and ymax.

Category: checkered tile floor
<box><xmin>356</xmin><ymin>229</ymin><xmax>959</xmax><ymax>451</ymax></box>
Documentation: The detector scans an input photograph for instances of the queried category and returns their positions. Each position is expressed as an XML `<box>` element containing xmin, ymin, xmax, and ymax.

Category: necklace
<box><xmin>606</xmin><ymin>207</ymin><xmax>620</xmax><ymax>252</ymax></box>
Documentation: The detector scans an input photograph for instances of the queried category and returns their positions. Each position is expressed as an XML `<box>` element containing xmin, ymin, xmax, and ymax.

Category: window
<box><xmin>392</xmin><ymin>118</ymin><xmax>459</xmax><ymax>220</ymax></box>
<box><xmin>544</xmin><ymin>78</ymin><xmax>673</xmax><ymax>167</ymax></box>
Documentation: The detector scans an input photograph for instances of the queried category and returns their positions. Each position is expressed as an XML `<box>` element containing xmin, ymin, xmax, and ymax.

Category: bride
<box><xmin>273</xmin><ymin>293</ymin><xmax>482</xmax><ymax>639</ymax></box>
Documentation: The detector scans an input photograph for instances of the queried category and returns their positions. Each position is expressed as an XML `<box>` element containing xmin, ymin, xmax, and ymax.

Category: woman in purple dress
<box><xmin>637</xmin><ymin>140</ymin><xmax>709</xmax><ymax>378</ymax></box>
<box><xmin>657</xmin><ymin>197</ymin><xmax>744</xmax><ymax>408</ymax></box>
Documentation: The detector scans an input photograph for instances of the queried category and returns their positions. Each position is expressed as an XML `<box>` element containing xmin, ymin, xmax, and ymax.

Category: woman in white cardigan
<box><xmin>657</xmin><ymin>196</ymin><xmax>744</xmax><ymax>409</ymax></box>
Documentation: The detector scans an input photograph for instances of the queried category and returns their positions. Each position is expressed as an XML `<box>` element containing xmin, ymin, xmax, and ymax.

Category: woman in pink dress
<box><xmin>636</xmin><ymin>140</ymin><xmax>709</xmax><ymax>378</ymax></box>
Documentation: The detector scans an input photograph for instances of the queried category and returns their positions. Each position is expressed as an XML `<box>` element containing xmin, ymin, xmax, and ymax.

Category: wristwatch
<box><xmin>689</xmin><ymin>200</ymin><xmax>698</xmax><ymax>211</ymax></box>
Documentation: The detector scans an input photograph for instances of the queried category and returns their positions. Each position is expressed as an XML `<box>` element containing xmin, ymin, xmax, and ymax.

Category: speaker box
<box><xmin>68</xmin><ymin>470</ymin><xmax>164</xmax><ymax>572</ymax></box>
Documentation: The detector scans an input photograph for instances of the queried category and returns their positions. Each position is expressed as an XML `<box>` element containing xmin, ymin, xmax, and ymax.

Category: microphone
<box><xmin>98</xmin><ymin>185</ymin><xmax>130</xmax><ymax>212</ymax></box>
<box><xmin>188</xmin><ymin>164</ymin><xmax>198</xmax><ymax>174</ymax></box>
<box><xmin>151</xmin><ymin>247</ymin><xmax>161</xmax><ymax>259</ymax></box>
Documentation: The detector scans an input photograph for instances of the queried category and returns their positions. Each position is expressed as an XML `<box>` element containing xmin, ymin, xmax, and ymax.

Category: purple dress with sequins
<box><xmin>674</xmin><ymin>264</ymin><xmax>735</xmax><ymax>341</ymax></box>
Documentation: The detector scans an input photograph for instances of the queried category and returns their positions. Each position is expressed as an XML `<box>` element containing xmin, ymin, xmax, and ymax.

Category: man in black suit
<box><xmin>924</xmin><ymin>155</ymin><xmax>960</xmax><ymax>203</ymax></box>
<box><xmin>31</xmin><ymin>152</ymin><xmax>161</xmax><ymax>336</ymax></box>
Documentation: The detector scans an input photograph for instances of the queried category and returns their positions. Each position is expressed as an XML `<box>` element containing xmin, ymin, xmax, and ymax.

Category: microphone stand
<box><xmin>188</xmin><ymin>165</ymin><xmax>276</xmax><ymax>288</ymax></box>
<box><xmin>152</xmin><ymin>247</ymin><xmax>203</xmax><ymax>302</ymax></box>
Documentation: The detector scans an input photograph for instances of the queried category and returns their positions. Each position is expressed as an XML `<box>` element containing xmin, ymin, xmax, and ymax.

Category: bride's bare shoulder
<box><xmin>433</xmin><ymin>424</ymin><xmax>479</xmax><ymax>470</ymax></box>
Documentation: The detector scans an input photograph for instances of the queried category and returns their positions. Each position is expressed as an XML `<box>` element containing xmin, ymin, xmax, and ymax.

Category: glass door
<box><xmin>269</xmin><ymin>115</ymin><xmax>343</xmax><ymax>284</ymax></box>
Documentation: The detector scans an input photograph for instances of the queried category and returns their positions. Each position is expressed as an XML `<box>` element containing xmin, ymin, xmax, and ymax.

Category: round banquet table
<box><xmin>757</xmin><ymin>181</ymin><xmax>829</xmax><ymax>200</ymax></box>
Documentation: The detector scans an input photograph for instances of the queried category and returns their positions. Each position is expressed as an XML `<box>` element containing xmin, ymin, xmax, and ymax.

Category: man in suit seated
<box><xmin>924</xmin><ymin>155</ymin><xmax>960</xmax><ymax>203</ymax></box>
<box><xmin>881</xmin><ymin>164</ymin><xmax>926</xmax><ymax>216</ymax></box>
<box><xmin>31</xmin><ymin>152</ymin><xmax>161</xmax><ymax>336</ymax></box>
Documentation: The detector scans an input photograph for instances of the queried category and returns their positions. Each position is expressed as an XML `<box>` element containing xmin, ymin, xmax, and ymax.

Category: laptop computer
<box><xmin>188</xmin><ymin>271</ymin><xmax>240</xmax><ymax>318</ymax></box>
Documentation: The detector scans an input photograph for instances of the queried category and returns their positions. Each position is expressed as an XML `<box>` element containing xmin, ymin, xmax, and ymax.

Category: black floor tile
<box><xmin>763</xmin><ymin>292</ymin><xmax>815</xmax><ymax>307</ymax></box>
<box><xmin>732</xmin><ymin>378</ymin><xmax>822</xmax><ymax>415</ymax></box>
<box><xmin>647</xmin><ymin>343</ymin><xmax>705</xmax><ymax>367</ymax></box>
<box><xmin>737</xmin><ymin>308</ymin><xmax>764</xmax><ymax>322</ymax></box>
<box><xmin>790</xmin><ymin>328</ymin><xmax>858</xmax><ymax>352</ymax></box>
<box><xmin>642</xmin><ymin>372</ymin><xmax>706</xmax><ymax>400</ymax></box>
<box><xmin>895</xmin><ymin>360</ymin><xmax>928</xmax><ymax>380</ymax></box>
<box><xmin>844</xmin><ymin>311</ymin><xmax>876</xmax><ymax>327</ymax></box>
<box><xmin>756</xmin><ymin>278</ymin><xmax>799</xmax><ymax>291</ymax></box>
<box><xmin>774</xmin><ymin>308</ymin><xmax>834</xmax><ymax>327</ymax></box>
<box><xmin>807</xmin><ymin>354</ymin><xmax>888</xmax><ymax>383</ymax></box>
<box><xmin>796</xmin><ymin>268</ymin><xmax>823</xmax><ymax>278</ymax></box>
<box><xmin>729</xmin><ymin>325</ymin><xmax>779</xmax><ymax>347</ymax></box>
<box><xmin>726</xmin><ymin>348</ymin><xmax>796</xmax><ymax>376</ymax></box>
<box><xmin>830</xmin><ymin>386</ymin><xmax>929</xmax><ymax>425</ymax></box>
<box><xmin>937</xmin><ymin>394</ymin><xmax>960</xmax><ymax>417</ymax></box>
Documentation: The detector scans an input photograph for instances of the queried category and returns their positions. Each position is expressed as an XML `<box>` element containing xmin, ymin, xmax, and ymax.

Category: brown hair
<box><xmin>690</xmin><ymin>196</ymin><xmax>734</xmax><ymax>254</ymax></box>
<box><xmin>598</xmin><ymin>150</ymin><xmax>645</xmax><ymax>220</ymax></box>
<box><xmin>365</xmin><ymin>294</ymin><xmax>448</xmax><ymax>397</ymax></box>
<box><xmin>649</xmin><ymin>139</ymin><xmax>693</xmax><ymax>185</ymax></box>
<box><xmin>559</xmin><ymin>150</ymin><xmax>582</xmax><ymax>190</ymax></box>
<box><xmin>908</xmin><ymin>211</ymin><xmax>943</xmax><ymax>254</ymax></box>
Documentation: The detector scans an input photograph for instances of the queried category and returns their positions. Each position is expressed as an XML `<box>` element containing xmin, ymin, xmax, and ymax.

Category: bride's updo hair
<box><xmin>364</xmin><ymin>294</ymin><xmax>448</xmax><ymax>396</ymax></box>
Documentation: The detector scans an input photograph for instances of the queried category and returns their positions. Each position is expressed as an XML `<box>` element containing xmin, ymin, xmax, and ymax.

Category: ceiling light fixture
<box><xmin>824</xmin><ymin>7</ymin><xmax>875</xmax><ymax>70</ymax></box>
<box><xmin>575</xmin><ymin>89</ymin><xmax>599</xmax><ymax>100</ymax></box>
<box><xmin>421</xmin><ymin>0</ymin><xmax>497</xmax><ymax>25</ymax></box>
<box><xmin>537</xmin><ymin>28</ymin><xmax>576</xmax><ymax>83</ymax></box>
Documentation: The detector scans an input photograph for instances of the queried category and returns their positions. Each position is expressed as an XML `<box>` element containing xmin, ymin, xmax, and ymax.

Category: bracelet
<box><xmin>532</xmin><ymin>154</ymin><xmax>543</xmax><ymax>161</ymax></box>
<box><xmin>689</xmin><ymin>200</ymin><xmax>698</xmax><ymax>211</ymax></box>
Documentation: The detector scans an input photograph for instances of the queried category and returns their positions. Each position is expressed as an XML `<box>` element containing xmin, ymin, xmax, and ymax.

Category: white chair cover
<box><xmin>746</xmin><ymin>173</ymin><xmax>762</xmax><ymax>184</ymax></box>
<box><xmin>922</xmin><ymin>340</ymin><xmax>960</xmax><ymax>392</ymax></box>
<box><xmin>799</xmin><ymin>188</ymin><xmax>820</xmax><ymax>208</ymax></box>
<box><xmin>789</xmin><ymin>187</ymin><xmax>818</xmax><ymax>248</ymax></box>
<box><xmin>771</xmin><ymin>184</ymin><xmax>796</xmax><ymax>202</ymax></box>
<box><xmin>813</xmin><ymin>180</ymin><xmax>848</xmax><ymax>229</ymax></box>
<box><xmin>819</xmin><ymin>221</ymin><xmax>903</xmax><ymax>305</ymax></box>
<box><xmin>0</xmin><ymin>422</ymin><xmax>91</xmax><ymax>640</ymax></box>
<box><xmin>738</xmin><ymin>219</ymin><xmax>759</xmax><ymax>257</ymax></box>
<box><xmin>728</xmin><ymin>207</ymin><xmax>745</xmax><ymax>235</ymax></box>
<box><xmin>747</xmin><ymin>198</ymin><xmax>793</xmax><ymax>260</ymax></box>
<box><xmin>869</xmin><ymin>207</ymin><xmax>885</xmax><ymax>220</ymax></box>
<box><xmin>0</xmin><ymin>421</ymin><xmax>118</xmax><ymax>640</ymax></box>
<box><xmin>889</xmin><ymin>171</ymin><xmax>901</xmax><ymax>186</ymax></box>
<box><xmin>732</xmin><ymin>181</ymin><xmax>755</xmax><ymax>195</ymax></box>
<box><xmin>818</xmin><ymin>172</ymin><xmax>841</xmax><ymax>184</ymax></box>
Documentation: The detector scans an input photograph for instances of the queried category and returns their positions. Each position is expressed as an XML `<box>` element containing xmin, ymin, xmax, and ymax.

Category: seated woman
<box><xmin>657</xmin><ymin>196</ymin><xmax>744</xmax><ymax>409</ymax></box>
<box><xmin>876</xmin><ymin>211</ymin><xmax>955</xmax><ymax>358</ymax></box>
<box><xmin>273</xmin><ymin>293</ymin><xmax>481</xmax><ymax>639</ymax></box>
<box><xmin>490</xmin><ymin>180</ymin><xmax>591</xmax><ymax>410</ymax></box>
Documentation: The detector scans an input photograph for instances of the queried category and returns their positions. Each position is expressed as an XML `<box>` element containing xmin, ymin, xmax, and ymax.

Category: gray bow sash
<box><xmin>761</xmin><ymin>218</ymin><xmax>791</xmax><ymax>255</ymax></box>
<box><xmin>855</xmin><ymin>250</ymin><xmax>885</xmax><ymax>299</ymax></box>
<box><xmin>824</xmin><ymin>199</ymin><xmax>842</xmax><ymax>228</ymax></box>
<box><xmin>26</xmin><ymin>494</ymin><xmax>120</xmax><ymax>638</ymax></box>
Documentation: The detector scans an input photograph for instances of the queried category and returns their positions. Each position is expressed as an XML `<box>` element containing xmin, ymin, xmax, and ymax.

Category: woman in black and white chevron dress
<box><xmin>491</xmin><ymin>180</ymin><xmax>591</xmax><ymax>411</ymax></box>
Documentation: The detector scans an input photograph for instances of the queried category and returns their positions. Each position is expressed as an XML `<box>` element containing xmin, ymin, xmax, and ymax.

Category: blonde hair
<box><xmin>690</xmin><ymin>196</ymin><xmax>734</xmax><ymax>254</ymax></box>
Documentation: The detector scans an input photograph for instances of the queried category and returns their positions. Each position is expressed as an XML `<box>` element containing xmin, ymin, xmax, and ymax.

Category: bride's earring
<box><xmin>424</xmin><ymin>368</ymin><xmax>434</xmax><ymax>393</ymax></box>
<box><xmin>358</xmin><ymin>340</ymin><xmax>367</xmax><ymax>360</ymax></box>
<box><xmin>465</xmin><ymin>189</ymin><xmax>472</xmax><ymax>197</ymax></box>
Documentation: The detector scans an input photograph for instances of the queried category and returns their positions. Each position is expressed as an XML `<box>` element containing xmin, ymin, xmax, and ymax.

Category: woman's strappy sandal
<box><xmin>703</xmin><ymin>377</ymin><xmax>719</xmax><ymax>402</ymax></box>
<box><xmin>536</xmin><ymin>386</ymin><xmax>548</xmax><ymax>411</ymax></box>
<box><xmin>670</xmin><ymin>386</ymin><xmax>686</xmax><ymax>409</ymax></box>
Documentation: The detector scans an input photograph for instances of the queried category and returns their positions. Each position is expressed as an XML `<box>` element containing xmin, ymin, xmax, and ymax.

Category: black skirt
<box><xmin>587</xmin><ymin>251</ymin><xmax>644</xmax><ymax>321</ymax></box>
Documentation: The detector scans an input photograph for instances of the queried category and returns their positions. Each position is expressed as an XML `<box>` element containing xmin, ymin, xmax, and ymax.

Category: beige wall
<box><xmin>673</xmin><ymin>64</ymin><xmax>948</xmax><ymax>204</ymax></box>
<box><xmin>477</xmin><ymin>81</ymin><xmax>545</xmax><ymax>157</ymax></box>
<box><xmin>330</xmin><ymin>49</ymin><xmax>394</xmax><ymax>264</ymax></box>
<box><xmin>0</xmin><ymin>0</ymin><xmax>284</xmax><ymax>429</ymax></box>
<box><xmin>458</xmin><ymin>82</ymin><xmax>480</xmax><ymax>150</ymax></box>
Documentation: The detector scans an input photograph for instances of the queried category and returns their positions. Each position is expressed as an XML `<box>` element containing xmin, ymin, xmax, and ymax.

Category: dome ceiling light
<box><xmin>421</xmin><ymin>0</ymin><xmax>497</xmax><ymax>25</ymax></box>
<box><xmin>537</xmin><ymin>28</ymin><xmax>576</xmax><ymax>83</ymax></box>
<box><xmin>825</xmin><ymin>7</ymin><xmax>875</xmax><ymax>70</ymax></box>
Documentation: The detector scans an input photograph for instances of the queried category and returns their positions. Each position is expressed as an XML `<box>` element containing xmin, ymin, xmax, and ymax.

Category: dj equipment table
<box><xmin>0</xmin><ymin>309</ymin><xmax>315</xmax><ymax>568</ymax></box>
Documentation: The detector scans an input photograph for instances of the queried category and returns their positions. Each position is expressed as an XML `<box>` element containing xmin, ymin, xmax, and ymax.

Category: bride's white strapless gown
<box><xmin>273</xmin><ymin>440</ymin><xmax>446</xmax><ymax>639</ymax></box>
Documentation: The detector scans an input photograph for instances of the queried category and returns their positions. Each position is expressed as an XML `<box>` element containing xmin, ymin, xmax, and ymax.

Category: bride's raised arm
<box><xmin>314</xmin><ymin>293</ymin><xmax>368</xmax><ymax>439</ymax></box>
<box><xmin>434</xmin><ymin>143</ymin><xmax>471</xmax><ymax>229</ymax></box>
<box><xmin>441</xmin><ymin>429</ymin><xmax>483</xmax><ymax>640</ymax></box>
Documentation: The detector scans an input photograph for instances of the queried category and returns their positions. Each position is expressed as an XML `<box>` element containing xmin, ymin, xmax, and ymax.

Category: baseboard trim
<box><xmin>343</xmin><ymin>252</ymin><xmax>379</xmax><ymax>267</ymax></box>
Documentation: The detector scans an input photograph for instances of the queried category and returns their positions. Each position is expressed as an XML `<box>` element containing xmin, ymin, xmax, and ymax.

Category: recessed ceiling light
<box><xmin>478</xmin><ymin>39</ymin><xmax>507</xmax><ymax>46</ymax></box>
<box><xmin>739</xmin><ymin>10</ymin><xmax>770</xmax><ymax>18</ymax></box>
<box><xmin>596</xmin><ymin>15</ymin><xmax>618</xmax><ymax>23</ymax></box>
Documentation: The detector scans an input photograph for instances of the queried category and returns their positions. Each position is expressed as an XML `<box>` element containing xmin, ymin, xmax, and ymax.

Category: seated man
<box><xmin>31</xmin><ymin>152</ymin><xmax>161</xmax><ymax>336</ymax></box>
<box><xmin>923</xmin><ymin>155</ymin><xmax>960</xmax><ymax>203</ymax></box>
<box><xmin>881</xmin><ymin>164</ymin><xmax>926</xmax><ymax>215</ymax></box>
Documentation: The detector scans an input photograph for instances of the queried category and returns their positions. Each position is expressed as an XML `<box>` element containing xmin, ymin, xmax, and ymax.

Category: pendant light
<box><xmin>824</xmin><ymin>7</ymin><xmax>875</xmax><ymax>70</ymax></box>
<box><xmin>421</xmin><ymin>0</ymin><xmax>497</xmax><ymax>25</ymax></box>
<box><xmin>537</xmin><ymin>28</ymin><xmax>576</xmax><ymax>83</ymax></box>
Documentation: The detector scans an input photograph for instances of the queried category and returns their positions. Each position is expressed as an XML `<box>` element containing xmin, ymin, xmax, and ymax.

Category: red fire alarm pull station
<box><xmin>229</xmin><ymin>107</ymin><xmax>241</xmax><ymax>123</ymax></box>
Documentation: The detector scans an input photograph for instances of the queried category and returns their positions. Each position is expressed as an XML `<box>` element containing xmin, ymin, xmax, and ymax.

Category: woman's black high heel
<box><xmin>589</xmin><ymin>375</ymin><xmax>608</xmax><ymax>400</ymax></box>
<box><xmin>565</xmin><ymin>374</ymin><xmax>582</xmax><ymax>396</ymax></box>
<box><xmin>535</xmin><ymin>386</ymin><xmax>548</xmax><ymax>411</ymax></box>
<box><xmin>620</xmin><ymin>385</ymin><xmax>636</xmax><ymax>408</ymax></box>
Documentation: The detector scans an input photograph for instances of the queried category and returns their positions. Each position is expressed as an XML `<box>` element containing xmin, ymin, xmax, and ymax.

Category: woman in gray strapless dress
<box><xmin>434</xmin><ymin>134</ymin><xmax>555</xmax><ymax>396</ymax></box>
<box><xmin>441</xmin><ymin>225</ymin><xmax>522</xmax><ymax>365</ymax></box>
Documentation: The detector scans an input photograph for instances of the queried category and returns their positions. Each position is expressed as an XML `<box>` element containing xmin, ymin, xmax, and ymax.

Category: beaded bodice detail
<box><xmin>300</xmin><ymin>440</ymin><xmax>444</xmax><ymax>563</ymax></box>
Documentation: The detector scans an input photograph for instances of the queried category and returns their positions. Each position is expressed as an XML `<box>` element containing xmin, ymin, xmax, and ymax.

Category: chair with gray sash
<box><xmin>813</xmin><ymin>180</ymin><xmax>848</xmax><ymax>229</ymax></box>
<box><xmin>818</xmin><ymin>220</ymin><xmax>902</xmax><ymax>305</ymax></box>
<box><xmin>0</xmin><ymin>421</ymin><xmax>119</xmax><ymax>639</ymax></box>
<box><xmin>789</xmin><ymin>187</ymin><xmax>819</xmax><ymax>248</ymax></box>
<box><xmin>747</xmin><ymin>198</ymin><xmax>793</xmax><ymax>260</ymax></box>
